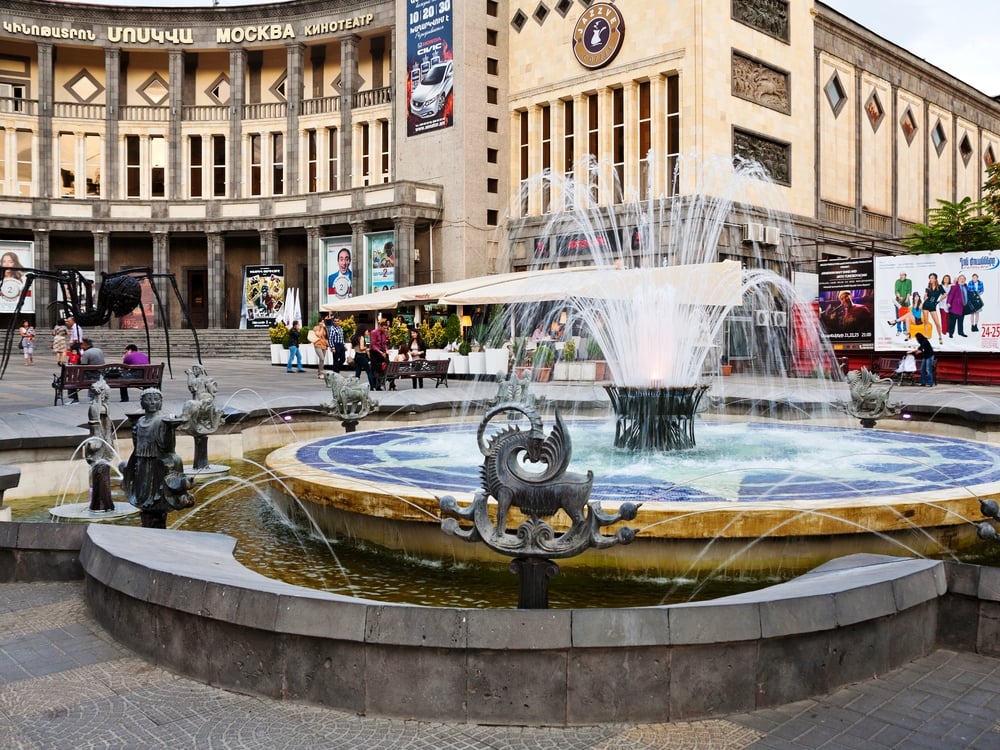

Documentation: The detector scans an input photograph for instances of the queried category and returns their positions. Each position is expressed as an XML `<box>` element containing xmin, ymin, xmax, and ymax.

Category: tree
<box><xmin>902</xmin><ymin>196</ymin><xmax>1000</xmax><ymax>254</ymax></box>
<box><xmin>982</xmin><ymin>162</ymin><xmax>1000</xmax><ymax>219</ymax></box>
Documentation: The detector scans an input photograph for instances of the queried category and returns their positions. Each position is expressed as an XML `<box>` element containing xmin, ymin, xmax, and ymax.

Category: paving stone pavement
<box><xmin>0</xmin><ymin>582</ymin><xmax>998</xmax><ymax>749</ymax></box>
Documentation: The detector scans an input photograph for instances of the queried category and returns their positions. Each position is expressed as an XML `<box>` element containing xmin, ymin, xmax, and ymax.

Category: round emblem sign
<box><xmin>571</xmin><ymin>2</ymin><xmax>626</xmax><ymax>70</ymax></box>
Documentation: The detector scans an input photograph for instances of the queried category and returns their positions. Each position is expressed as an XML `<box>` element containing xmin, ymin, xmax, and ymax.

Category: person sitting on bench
<box><xmin>120</xmin><ymin>344</ymin><xmax>151</xmax><ymax>402</ymax></box>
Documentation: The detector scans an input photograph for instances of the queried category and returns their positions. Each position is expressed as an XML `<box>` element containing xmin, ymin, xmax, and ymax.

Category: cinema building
<box><xmin>1</xmin><ymin>0</ymin><xmax>999</xmax><ymax>336</ymax></box>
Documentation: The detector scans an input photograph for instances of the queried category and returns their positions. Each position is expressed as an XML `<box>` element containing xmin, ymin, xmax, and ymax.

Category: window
<box><xmin>587</xmin><ymin>93</ymin><xmax>599</xmax><ymax>200</ymax></box>
<box><xmin>563</xmin><ymin>99</ymin><xmax>574</xmax><ymax>209</ymax></box>
<box><xmin>931</xmin><ymin>120</ymin><xmax>947</xmax><ymax>156</ymax></box>
<box><xmin>487</xmin><ymin>117</ymin><xmax>499</xmax><ymax>133</ymax></box>
<box><xmin>212</xmin><ymin>135</ymin><xmax>226</xmax><ymax>197</ymax></box>
<box><xmin>487</xmin><ymin>58</ymin><xmax>499</xmax><ymax>76</ymax></box>
<box><xmin>487</xmin><ymin>208</ymin><xmax>498</xmax><ymax>225</ymax></box>
<box><xmin>666</xmin><ymin>74</ymin><xmax>680</xmax><ymax>195</ymax></box>
<box><xmin>271</xmin><ymin>132</ymin><xmax>284</xmax><ymax>195</ymax></box>
<box><xmin>150</xmin><ymin>135</ymin><xmax>165</xmax><ymax>197</ymax></box>
<box><xmin>865</xmin><ymin>91</ymin><xmax>884</xmax><ymax>131</ymax></box>
<box><xmin>327</xmin><ymin>127</ymin><xmax>338</xmax><ymax>191</ymax></box>
<box><xmin>541</xmin><ymin>104</ymin><xmax>551</xmax><ymax>212</ymax></box>
<box><xmin>487</xmin><ymin>147</ymin><xmax>498</xmax><ymax>163</ymax></box>
<box><xmin>380</xmin><ymin>120</ymin><xmax>390</xmax><ymax>183</ymax></box>
<box><xmin>900</xmin><ymin>108</ymin><xmax>918</xmax><ymax>146</ymax></box>
<box><xmin>824</xmin><ymin>72</ymin><xmax>847</xmax><ymax>117</ymax></box>
<box><xmin>189</xmin><ymin>136</ymin><xmax>203</xmax><ymax>198</ymax></box>
<box><xmin>519</xmin><ymin>111</ymin><xmax>529</xmax><ymax>216</ymax></box>
<box><xmin>986</xmin><ymin>145</ymin><xmax>996</xmax><ymax>168</ymax></box>
<box><xmin>59</xmin><ymin>133</ymin><xmax>75</xmax><ymax>197</ymax></box>
<box><xmin>84</xmin><ymin>134</ymin><xmax>100</xmax><ymax>197</ymax></box>
<box><xmin>125</xmin><ymin>134</ymin><xmax>140</xmax><ymax>198</ymax></box>
<box><xmin>612</xmin><ymin>88</ymin><xmax>624</xmax><ymax>198</ymax></box>
<box><xmin>361</xmin><ymin>122</ymin><xmax>370</xmax><ymax>185</ymax></box>
<box><xmin>487</xmin><ymin>29</ymin><xmax>498</xmax><ymax>46</ymax></box>
<box><xmin>487</xmin><ymin>86</ymin><xmax>498</xmax><ymax>105</ymax></box>
<box><xmin>512</xmin><ymin>10</ymin><xmax>528</xmax><ymax>31</ymax></box>
<box><xmin>0</xmin><ymin>127</ymin><xmax>5</xmax><ymax>193</ymax></box>
<box><xmin>16</xmin><ymin>130</ymin><xmax>31</xmax><ymax>196</ymax></box>
<box><xmin>960</xmin><ymin>133</ymin><xmax>974</xmax><ymax>166</ymax></box>
<box><xmin>487</xmin><ymin>177</ymin><xmax>498</xmax><ymax>193</ymax></box>
<box><xmin>638</xmin><ymin>81</ymin><xmax>651</xmax><ymax>201</ymax></box>
<box><xmin>307</xmin><ymin>130</ymin><xmax>317</xmax><ymax>192</ymax></box>
<box><xmin>249</xmin><ymin>134</ymin><xmax>261</xmax><ymax>196</ymax></box>
<box><xmin>487</xmin><ymin>0</ymin><xmax>498</xmax><ymax>17</ymax></box>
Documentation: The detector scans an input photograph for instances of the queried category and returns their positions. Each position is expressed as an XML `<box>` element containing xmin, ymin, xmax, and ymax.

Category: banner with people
<box><xmin>0</xmin><ymin>240</ymin><xmax>34</xmax><ymax>314</ymax></box>
<box><xmin>366</xmin><ymin>231</ymin><xmax>396</xmax><ymax>293</ymax></box>
<box><xmin>874</xmin><ymin>251</ymin><xmax>999</xmax><ymax>352</ymax></box>
<box><xmin>243</xmin><ymin>265</ymin><xmax>285</xmax><ymax>330</ymax></box>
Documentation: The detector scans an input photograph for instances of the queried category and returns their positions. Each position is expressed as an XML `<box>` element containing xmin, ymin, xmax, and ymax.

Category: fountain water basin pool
<box><xmin>266</xmin><ymin>418</ymin><xmax>998</xmax><ymax>577</ymax></box>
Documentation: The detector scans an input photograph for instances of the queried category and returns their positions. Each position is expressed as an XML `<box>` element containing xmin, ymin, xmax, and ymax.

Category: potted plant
<box><xmin>388</xmin><ymin>316</ymin><xmax>410</xmax><ymax>351</ymax></box>
<box><xmin>268</xmin><ymin>320</ymin><xmax>289</xmax><ymax>365</ymax></box>
<box><xmin>531</xmin><ymin>343</ymin><xmax>556</xmax><ymax>382</ymax></box>
<box><xmin>419</xmin><ymin>320</ymin><xmax>449</xmax><ymax>361</ymax></box>
<box><xmin>586</xmin><ymin>338</ymin><xmax>609</xmax><ymax>381</ymax></box>
<box><xmin>720</xmin><ymin>354</ymin><xmax>733</xmax><ymax>376</ymax></box>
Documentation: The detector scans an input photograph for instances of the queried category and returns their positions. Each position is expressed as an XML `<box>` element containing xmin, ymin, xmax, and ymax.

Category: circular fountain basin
<box><xmin>49</xmin><ymin>501</ymin><xmax>140</xmax><ymax>521</ymax></box>
<box><xmin>266</xmin><ymin>419</ymin><xmax>1000</xmax><ymax>576</ymax></box>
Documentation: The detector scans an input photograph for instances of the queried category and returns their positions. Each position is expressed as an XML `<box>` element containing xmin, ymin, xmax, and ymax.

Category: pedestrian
<box><xmin>51</xmin><ymin>318</ymin><xmax>68</xmax><ymax>366</ymax></box>
<box><xmin>351</xmin><ymin>328</ymin><xmax>375</xmax><ymax>389</ymax></box>
<box><xmin>310</xmin><ymin>319</ymin><xmax>329</xmax><ymax>379</ymax></box>
<box><xmin>66</xmin><ymin>338</ymin><xmax>105</xmax><ymax>403</ymax></box>
<box><xmin>286</xmin><ymin>320</ymin><xmax>304</xmax><ymax>373</ymax></box>
<box><xmin>327</xmin><ymin>313</ymin><xmax>346</xmax><ymax>372</ymax></box>
<box><xmin>18</xmin><ymin>320</ymin><xmax>34</xmax><ymax>366</ymax></box>
<box><xmin>65</xmin><ymin>315</ymin><xmax>83</xmax><ymax>349</ymax></box>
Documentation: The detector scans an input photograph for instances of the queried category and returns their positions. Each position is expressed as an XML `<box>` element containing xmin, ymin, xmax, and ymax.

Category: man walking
<box><xmin>370</xmin><ymin>318</ymin><xmax>389</xmax><ymax>390</ymax></box>
<box><xmin>326</xmin><ymin>313</ymin><xmax>346</xmax><ymax>373</ymax></box>
<box><xmin>286</xmin><ymin>320</ymin><xmax>304</xmax><ymax>373</ymax></box>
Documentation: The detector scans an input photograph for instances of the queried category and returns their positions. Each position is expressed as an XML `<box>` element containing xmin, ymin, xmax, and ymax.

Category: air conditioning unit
<box><xmin>755</xmin><ymin>309</ymin><xmax>770</xmax><ymax>326</ymax></box>
<box><xmin>742</xmin><ymin>222</ymin><xmax>764</xmax><ymax>244</ymax></box>
<box><xmin>764</xmin><ymin>226</ymin><xmax>781</xmax><ymax>246</ymax></box>
<box><xmin>772</xmin><ymin>310</ymin><xmax>787</xmax><ymax>327</ymax></box>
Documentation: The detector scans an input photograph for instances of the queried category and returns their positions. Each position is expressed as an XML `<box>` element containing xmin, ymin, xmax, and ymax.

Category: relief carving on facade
<box><xmin>732</xmin><ymin>53</ymin><xmax>789</xmax><ymax>114</ymax></box>
<box><xmin>733</xmin><ymin>129</ymin><xmax>790</xmax><ymax>185</ymax></box>
<box><xmin>732</xmin><ymin>0</ymin><xmax>789</xmax><ymax>42</ymax></box>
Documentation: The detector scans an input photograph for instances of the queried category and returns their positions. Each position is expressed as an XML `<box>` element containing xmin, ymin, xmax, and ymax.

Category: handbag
<box><xmin>965</xmin><ymin>290</ymin><xmax>984</xmax><ymax>315</ymax></box>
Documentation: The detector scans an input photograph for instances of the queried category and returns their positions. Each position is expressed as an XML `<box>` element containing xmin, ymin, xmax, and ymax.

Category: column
<box><xmin>306</xmin><ymin>226</ymin><xmax>320</xmax><ymax>311</ymax></box>
<box><xmin>37</xmin><ymin>43</ymin><xmax>54</xmax><ymax>199</ymax></box>
<box><xmin>394</xmin><ymin>219</ymin><xmax>415</xmax><ymax>288</ymax></box>
<box><xmin>104</xmin><ymin>48</ymin><xmax>121</xmax><ymax>200</ymax></box>
<box><xmin>651</xmin><ymin>74</ymin><xmax>666</xmax><ymax>199</ymax></box>
<box><xmin>152</xmin><ymin>232</ymin><xmax>171</xmax><ymax>325</ymax></box>
<box><xmin>351</xmin><ymin>221</ymin><xmax>366</xmax><ymax>295</ymax></box>
<box><xmin>551</xmin><ymin>100</ymin><xmax>566</xmax><ymax>209</ymax></box>
<box><xmin>259</xmin><ymin>228</ymin><xmax>277</xmax><ymax>265</ymax></box>
<box><xmin>573</xmin><ymin>94</ymin><xmax>587</xmax><ymax>206</ymax></box>
<box><xmin>623</xmin><ymin>81</ymin><xmax>638</xmax><ymax>200</ymax></box>
<box><xmin>229</xmin><ymin>49</ymin><xmax>246</xmax><ymax>199</ymax></box>
<box><xmin>206</xmin><ymin>232</ymin><xmax>224</xmax><ymax>328</ymax></box>
<box><xmin>33</xmin><ymin>230</ymin><xmax>51</xmax><ymax>327</ymax></box>
<box><xmin>285</xmin><ymin>43</ymin><xmax>304</xmax><ymax>196</ymax></box>
<box><xmin>340</xmin><ymin>35</ymin><xmax>360</xmax><ymax>190</ymax></box>
<box><xmin>93</xmin><ymin>231</ymin><xmax>110</xmax><ymax>282</ymax></box>
<box><xmin>168</xmin><ymin>49</ymin><xmax>184</xmax><ymax>200</ymax></box>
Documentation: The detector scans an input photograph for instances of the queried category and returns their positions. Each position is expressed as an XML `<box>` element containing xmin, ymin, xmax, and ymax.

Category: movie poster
<box><xmin>406</xmin><ymin>0</ymin><xmax>454</xmax><ymax>136</ymax></box>
<box><xmin>366</xmin><ymin>231</ymin><xmax>396</xmax><ymax>294</ymax></box>
<box><xmin>875</xmin><ymin>251</ymin><xmax>1000</xmax><ymax>352</ymax></box>
<box><xmin>243</xmin><ymin>265</ymin><xmax>285</xmax><ymax>330</ymax></box>
<box><xmin>321</xmin><ymin>235</ymin><xmax>354</xmax><ymax>306</ymax></box>
<box><xmin>0</xmin><ymin>240</ymin><xmax>34</xmax><ymax>314</ymax></box>
<box><xmin>817</xmin><ymin>258</ymin><xmax>875</xmax><ymax>347</ymax></box>
<box><xmin>118</xmin><ymin>276</ymin><xmax>156</xmax><ymax>329</ymax></box>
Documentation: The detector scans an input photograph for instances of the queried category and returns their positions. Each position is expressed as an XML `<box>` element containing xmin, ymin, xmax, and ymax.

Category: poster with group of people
<box><xmin>242</xmin><ymin>265</ymin><xmax>285</xmax><ymax>330</ymax></box>
<box><xmin>818</xmin><ymin>251</ymin><xmax>1000</xmax><ymax>352</ymax></box>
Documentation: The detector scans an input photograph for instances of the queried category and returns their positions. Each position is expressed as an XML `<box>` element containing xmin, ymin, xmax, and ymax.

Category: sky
<box><xmin>824</xmin><ymin>0</ymin><xmax>999</xmax><ymax>96</ymax></box>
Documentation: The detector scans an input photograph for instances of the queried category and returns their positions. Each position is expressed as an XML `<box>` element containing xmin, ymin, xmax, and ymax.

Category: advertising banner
<box><xmin>118</xmin><ymin>276</ymin><xmax>156</xmax><ymax>330</ymax></box>
<box><xmin>0</xmin><ymin>240</ymin><xmax>34</xmax><ymax>314</ymax></box>
<box><xmin>243</xmin><ymin>265</ymin><xmax>285</xmax><ymax>330</ymax></box>
<box><xmin>817</xmin><ymin>258</ymin><xmax>875</xmax><ymax>347</ymax></box>
<box><xmin>874</xmin><ymin>251</ymin><xmax>1000</xmax><ymax>352</ymax></box>
<box><xmin>406</xmin><ymin>0</ymin><xmax>454</xmax><ymax>136</ymax></box>
<box><xmin>366</xmin><ymin>232</ymin><xmax>396</xmax><ymax>294</ymax></box>
<box><xmin>321</xmin><ymin>235</ymin><xmax>354</xmax><ymax>306</ymax></box>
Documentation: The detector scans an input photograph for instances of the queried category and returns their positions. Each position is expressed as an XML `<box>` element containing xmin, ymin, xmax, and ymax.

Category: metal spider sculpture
<box><xmin>0</xmin><ymin>267</ymin><xmax>201</xmax><ymax>379</ymax></box>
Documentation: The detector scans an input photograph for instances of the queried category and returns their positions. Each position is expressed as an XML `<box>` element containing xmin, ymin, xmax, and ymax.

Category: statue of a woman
<box><xmin>84</xmin><ymin>378</ymin><xmax>115</xmax><ymax>511</ymax></box>
<box><xmin>120</xmin><ymin>387</ymin><xmax>194</xmax><ymax>528</ymax></box>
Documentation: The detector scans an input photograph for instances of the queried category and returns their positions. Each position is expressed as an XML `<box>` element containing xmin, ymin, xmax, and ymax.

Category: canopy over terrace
<box><xmin>320</xmin><ymin>260</ymin><xmax>741</xmax><ymax>311</ymax></box>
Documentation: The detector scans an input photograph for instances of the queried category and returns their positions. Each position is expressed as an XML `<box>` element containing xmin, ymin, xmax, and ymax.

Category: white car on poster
<box><xmin>410</xmin><ymin>60</ymin><xmax>453</xmax><ymax>119</ymax></box>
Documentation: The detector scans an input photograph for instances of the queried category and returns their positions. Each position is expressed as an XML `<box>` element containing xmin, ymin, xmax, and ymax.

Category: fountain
<box><xmin>179</xmin><ymin>364</ymin><xmax>228</xmax><ymax>476</ymax></box>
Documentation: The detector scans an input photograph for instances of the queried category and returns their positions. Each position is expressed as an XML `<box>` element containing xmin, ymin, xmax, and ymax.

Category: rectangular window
<box><xmin>487</xmin><ymin>58</ymin><xmax>499</xmax><ymax>76</ymax></box>
<box><xmin>541</xmin><ymin>105</ymin><xmax>551</xmax><ymax>212</ymax></box>
<box><xmin>563</xmin><ymin>99</ymin><xmax>574</xmax><ymax>177</ymax></box>
<box><xmin>212</xmin><ymin>135</ymin><xmax>226</xmax><ymax>197</ymax></box>
<box><xmin>361</xmin><ymin>123</ymin><xmax>370</xmax><ymax>185</ymax></box>
<box><xmin>327</xmin><ymin>127</ymin><xmax>338</xmax><ymax>191</ymax></box>
<box><xmin>84</xmin><ymin>134</ymin><xmax>100</xmax><ymax>197</ymax></box>
<box><xmin>150</xmin><ymin>135</ymin><xmax>165</xmax><ymax>198</ymax></box>
<box><xmin>125</xmin><ymin>134</ymin><xmax>140</xmax><ymax>198</ymax></box>
<box><xmin>638</xmin><ymin>81</ymin><xmax>651</xmax><ymax>201</ymax></box>
<box><xmin>487</xmin><ymin>86</ymin><xmax>498</xmax><ymax>105</ymax></box>
<box><xmin>0</xmin><ymin>127</ymin><xmax>6</xmax><ymax>193</ymax></box>
<box><xmin>487</xmin><ymin>117</ymin><xmax>498</xmax><ymax>133</ymax></box>
<box><xmin>612</xmin><ymin>87</ymin><xmax>624</xmax><ymax>199</ymax></box>
<box><xmin>249</xmin><ymin>134</ymin><xmax>261</xmax><ymax>196</ymax></box>
<box><xmin>189</xmin><ymin>136</ymin><xmax>203</xmax><ymax>198</ymax></box>
<box><xmin>666</xmin><ymin>74</ymin><xmax>680</xmax><ymax>196</ymax></box>
<box><xmin>59</xmin><ymin>132</ymin><xmax>76</xmax><ymax>197</ymax></box>
<box><xmin>487</xmin><ymin>29</ymin><xmax>498</xmax><ymax>46</ymax></box>
<box><xmin>487</xmin><ymin>177</ymin><xmax>498</xmax><ymax>193</ymax></box>
<box><xmin>487</xmin><ymin>147</ymin><xmax>498</xmax><ymax>163</ymax></box>
<box><xmin>307</xmin><ymin>130</ymin><xmax>317</xmax><ymax>192</ymax></box>
<box><xmin>380</xmin><ymin>119</ymin><xmax>390</xmax><ymax>183</ymax></box>
<box><xmin>519</xmin><ymin>111</ymin><xmax>529</xmax><ymax>216</ymax></box>
<box><xmin>271</xmin><ymin>132</ymin><xmax>284</xmax><ymax>195</ymax></box>
<box><xmin>16</xmin><ymin>130</ymin><xmax>31</xmax><ymax>196</ymax></box>
<box><xmin>588</xmin><ymin>94</ymin><xmax>599</xmax><ymax>201</ymax></box>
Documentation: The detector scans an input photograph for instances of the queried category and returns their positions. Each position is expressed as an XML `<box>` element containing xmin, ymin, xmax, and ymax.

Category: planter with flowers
<box><xmin>268</xmin><ymin>320</ymin><xmax>289</xmax><ymax>365</ymax></box>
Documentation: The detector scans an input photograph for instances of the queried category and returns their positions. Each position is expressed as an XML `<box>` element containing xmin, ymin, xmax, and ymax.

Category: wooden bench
<box><xmin>54</xmin><ymin>363</ymin><xmax>165</xmax><ymax>405</ymax></box>
<box><xmin>384</xmin><ymin>359</ymin><xmax>449</xmax><ymax>388</ymax></box>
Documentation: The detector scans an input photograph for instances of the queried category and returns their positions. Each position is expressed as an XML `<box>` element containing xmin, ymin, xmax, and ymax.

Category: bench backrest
<box><xmin>385</xmin><ymin>359</ymin><xmax>449</xmax><ymax>376</ymax></box>
<box><xmin>61</xmin><ymin>363</ymin><xmax>164</xmax><ymax>388</ymax></box>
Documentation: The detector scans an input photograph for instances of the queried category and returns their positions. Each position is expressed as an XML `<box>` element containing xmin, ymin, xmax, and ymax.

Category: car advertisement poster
<box><xmin>874</xmin><ymin>251</ymin><xmax>1000</xmax><ymax>352</ymax></box>
<box><xmin>321</xmin><ymin>235</ymin><xmax>354</xmax><ymax>306</ymax></box>
<box><xmin>817</xmin><ymin>258</ymin><xmax>875</xmax><ymax>348</ymax></box>
<box><xmin>406</xmin><ymin>0</ymin><xmax>454</xmax><ymax>136</ymax></box>
<box><xmin>366</xmin><ymin>232</ymin><xmax>396</xmax><ymax>294</ymax></box>
<box><xmin>0</xmin><ymin>240</ymin><xmax>34</xmax><ymax>314</ymax></box>
<box><xmin>242</xmin><ymin>265</ymin><xmax>285</xmax><ymax>330</ymax></box>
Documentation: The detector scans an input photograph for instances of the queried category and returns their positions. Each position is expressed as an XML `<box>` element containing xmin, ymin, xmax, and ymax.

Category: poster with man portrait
<box><xmin>321</xmin><ymin>235</ymin><xmax>354</xmax><ymax>306</ymax></box>
<box><xmin>0</xmin><ymin>240</ymin><xmax>34</xmax><ymax>314</ymax></box>
<box><xmin>366</xmin><ymin>231</ymin><xmax>396</xmax><ymax>294</ymax></box>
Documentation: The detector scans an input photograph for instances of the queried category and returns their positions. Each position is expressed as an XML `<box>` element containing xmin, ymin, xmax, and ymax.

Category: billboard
<box><xmin>874</xmin><ymin>251</ymin><xmax>1000</xmax><ymax>352</ymax></box>
<box><xmin>366</xmin><ymin>231</ymin><xmax>396</xmax><ymax>294</ymax></box>
<box><xmin>817</xmin><ymin>258</ymin><xmax>875</xmax><ymax>347</ymax></box>
<box><xmin>321</xmin><ymin>235</ymin><xmax>354</xmax><ymax>306</ymax></box>
<box><xmin>406</xmin><ymin>0</ymin><xmax>454</xmax><ymax>136</ymax></box>
<box><xmin>243</xmin><ymin>265</ymin><xmax>285</xmax><ymax>330</ymax></box>
<box><xmin>0</xmin><ymin>240</ymin><xmax>34</xmax><ymax>314</ymax></box>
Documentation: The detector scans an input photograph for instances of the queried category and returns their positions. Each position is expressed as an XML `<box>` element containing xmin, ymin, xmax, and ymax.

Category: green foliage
<box><xmin>902</xmin><ymin>197</ymin><xmax>1000</xmax><ymax>254</ymax></box>
<box><xmin>532</xmin><ymin>344</ymin><xmax>556</xmax><ymax>368</ymax></box>
<box><xmin>458</xmin><ymin>340</ymin><xmax>471</xmax><ymax>356</ymax></box>
<box><xmin>268</xmin><ymin>320</ymin><xmax>288</xmax><ymax>346</ymax></box>
<box><xmin>388</xmin><ymin>316</ymin><xmax>410</xmax><ymax>349</ymax></box>
<box><xmin>562</xmin><ymin>339</ymin><xmax>576</xmax><ymax>361</ymax></box>
<box><xmin>469</xmin><ymin>324</ymin><xmax>489</xmax><ymax>348</ymax></box>
<box><xmin>340</xmin><ymin>315</ymin><xmax>356</xmax><ymax>341</ymax></box>
<box><xmin>511</xmin><ymin>337</ymin><xmax>529</xmax><ymax>365</ymax></box>
<box><xmin>982</xmin><ymin>163</ymin><xmax>1000</xmax><ymax>220</ymax></box>
<box><xmin>418</xmin><ymin>319</ymin><xmax>448</xmax><ymax>349</ymax></box>
<box><xmin>585</xmin><ymin>338</ymin><xmax>604</xmax><ymax>360</ymax></box>
<box><xmin>444</xmin><ymin>313</ymin><xmax>462</xmax><ymax>346</ymax></box>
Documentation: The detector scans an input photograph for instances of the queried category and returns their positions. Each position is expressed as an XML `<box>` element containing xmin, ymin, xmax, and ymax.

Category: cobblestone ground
<box><xmin>1</xmin><ymin>582</ymin><xmax>998</xmax><ymax>749</ymax></box>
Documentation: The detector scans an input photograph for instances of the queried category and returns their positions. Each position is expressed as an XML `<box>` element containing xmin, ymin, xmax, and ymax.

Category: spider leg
<box><xmin>0</xmin><ymin>273</ymin><xmax>37</xmax><ymax>379</ymax></box>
